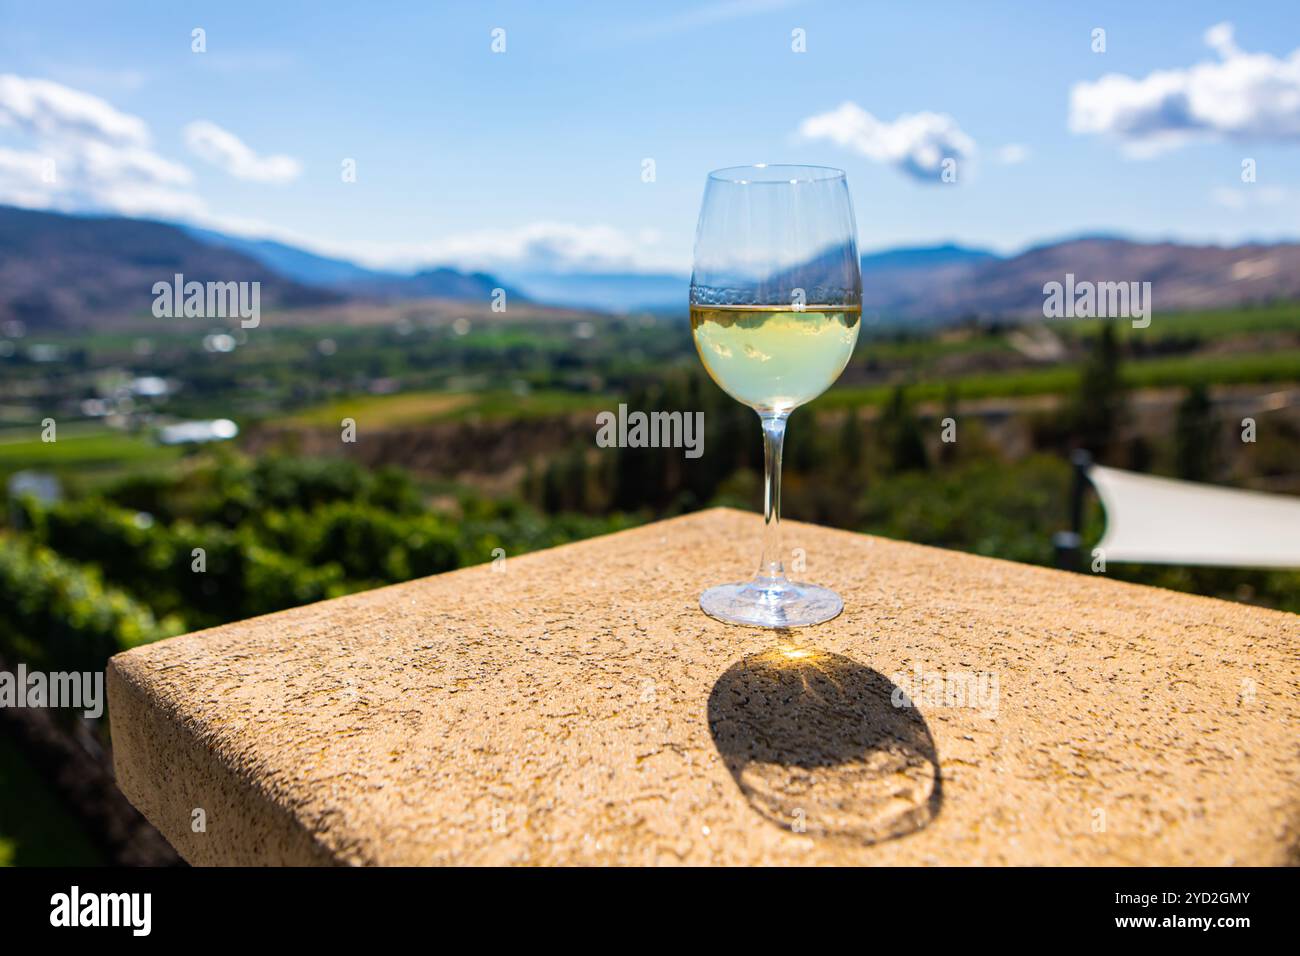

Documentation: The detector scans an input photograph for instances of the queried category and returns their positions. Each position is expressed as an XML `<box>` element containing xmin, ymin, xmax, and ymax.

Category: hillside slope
<box><xmin>0</xmin><ymin>206</ymin><xmax>342</xmax><ymax>329</ymax></box>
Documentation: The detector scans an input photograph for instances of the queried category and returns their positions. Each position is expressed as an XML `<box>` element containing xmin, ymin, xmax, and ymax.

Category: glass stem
<box><xmin>757</xmin><ymin>412</ymin><xmax>789</xmax><ymax>587</ymax></box>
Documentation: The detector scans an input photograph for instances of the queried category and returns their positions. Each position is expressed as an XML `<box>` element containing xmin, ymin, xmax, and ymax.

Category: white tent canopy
<box><xmin>1089</xmin><ymin>465</ymin><xmax>1300</xmax><ymax>569</ymax></box>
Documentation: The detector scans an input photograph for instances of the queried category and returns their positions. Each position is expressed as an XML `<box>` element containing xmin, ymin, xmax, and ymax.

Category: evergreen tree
<box><xmin>521</xmin><ymin>460</ymin><xmax>539</xmax><ymax>507</ymax></box>
<box><xmin>542</xmin><ymin>458</ymin><xmax>566</xmax><ymax>514</ymax></box>
<box><xmin>1069</xmin><ymin>324</ymin><xmax>1126</xmax><ymax>461</ymax></box>
<box><xmin>841</xmin><ymin>409</ymin><xmax>863</xmax><ymax>473</ymax></box>
<box><xmin>562</xmin><ymin>445</ymin><xmax>589</xmax><ymax>513</ymax></box>
<box><xmin>880</xmin><ymin>385</ymin><xmax>929</xmax><ymax>473</ymax></box>
<box><xmin>938</xmin><ymin>385</ymin><xmax>960</xmax><ymax>466</ymax></box>
<box><xmin>1174</xmin><ymin>384</ymin><xmax>1216</xmax><ymax>481</ymax></box>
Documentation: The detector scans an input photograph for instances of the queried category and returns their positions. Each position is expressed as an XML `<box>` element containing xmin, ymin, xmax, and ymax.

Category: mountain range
<box><xmin>185</xmin><ymin>227</ymin><xmax>520</xmax><ymax>303</ymax></box>
<box><xmin>493</xmin><ymin>237</ymin><xmax>1300</xmax><ymax>320</ymax></box>
<box><xmin>915</xmin><ymin>236</ymin><xmax>1300</xmax><ymax>321</ymax></box>
<box><xmin>1</xmin><ymin>204</ymin><xmax>1298</xmax><ymax>329</ymax></box>
<box><xmin>0</xmin><ymin>206</ymin><xmax>343</xmax><ymax>330</ymax></box>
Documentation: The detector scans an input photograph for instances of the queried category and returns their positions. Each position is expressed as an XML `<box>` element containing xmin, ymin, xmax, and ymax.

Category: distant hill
<box><xmin>499</xmin><ymin>245</ymin><xmax>1003</xmax><ymax>315</ymax></box>
<box><xmin>499</xmin><ymin>271</ymin><xmax>686</xmax><ymax>313</ymax></box>
<box><xmin>889</xmin><ymin>237</ymin><xmax>1300</xmax><ymax>322</ymax></box>
<box><xmin>6</xmin><ymin>205</ymin><xmax>1297</xmax><ymax>328</ymax></box>
<box><xmin>858</xmin><ymin>243</ymin><xmax>1001</xmax><ymax>320</ymax></box>
<box><xmin>0</xmin><ymin>206</ymin><xmax>342</xmax><ymax>329</ymax></box>
<box><xmin>496</xmin><ymin>245</ymin><xmax>1002</xmax><ymax>315</ymax></box>
<box><xmin>709</xmin><ymin>236</ymin><xmax>1300</xmax><ymax>322</ymax></box>
<box><xmin>358</xmin><ymin>236</ymin><xmax>1300</xmax><ymax>319</ymax></box>
<box><xmin>186</xmin><ymin>226</ymin><xmax>520</xmax><ymax>304</ymax></box>
<box><xmin>339</xmin><ymin>267</ymin><xmax>519</xmax><ymax>303</ymax></box>
<box><xmin>183</xmin><ymin>227</ymin><xmax>389</xmax><ymax>286</ymax></box>
<box><xmin>860</xmin><ymin>243</ymin><xmax>999</xmax><ymax>272</ymax></box>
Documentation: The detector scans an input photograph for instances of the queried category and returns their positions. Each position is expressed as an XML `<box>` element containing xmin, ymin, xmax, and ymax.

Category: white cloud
<box><xmin>420</xmin><ymin>222</ymin><xmax>669</xmax><ymax>271</ymax></box>
<box><xmin>0</xmin><ymin>77</ymin><xmax>678</xmax><ymax>275</ymax></box>
<box><xmin>0</xmin><ymin>73</ymin><xmax>148</xmax><ymax>145</ymax></box>
<box><xmin>78</xmin><ymin>139</ymin><xmax>190</xmax><ymax>185</ymax></box>
<box><xmin>0</xmin><ymin>73</ymin><xmax>203</xmax><ymax>218</ymax></box>
<box><xmin>1069</xmin><ymin>23</ymin><xmax>1300</xmax><ymax>156</ymax></box>
<box><xmin>0</xmin><ymin>147</ymin><xmax>58</xmax><ymax>208</ymax></box>
<box><xmin>1203</xmin><ymin>22</ymin><xmax>1241</xmax><ymax>60</ymax></box>
<box><xmin>995</xmin><ymin>143</ymin><xmax>1029</xmax><ymax>165</ymax></box>
<box><xmin>291</xmin><ymin>221</ymin><xmax>686</xmax><ymax>274</ymax></box>
<box><xmin>183</xmin><ymin>120</ymin><xmax>301</xmax><ymax>184</ymax></box>
<box><xmin>795</xmin><ymin>101</ymin><xmax>976</xmax><ymax>182</ymax></box>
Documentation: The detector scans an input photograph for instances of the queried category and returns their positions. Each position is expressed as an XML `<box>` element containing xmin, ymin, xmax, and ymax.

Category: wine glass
<box><xmin>690</xmin><ymin>164</ymin><xmax>861</xmax><ymax>627</ymax></box>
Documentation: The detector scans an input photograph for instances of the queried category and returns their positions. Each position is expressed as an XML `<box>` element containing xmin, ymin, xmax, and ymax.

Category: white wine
<box><xmin>690</xmin><ymin>166</ymin><xmax>860</xmax><ymax>627</ymax></box>
<box><xmin>691</xmin><ymin>304</ymin><xmax>860</xmax><ymax>413</ymax></box>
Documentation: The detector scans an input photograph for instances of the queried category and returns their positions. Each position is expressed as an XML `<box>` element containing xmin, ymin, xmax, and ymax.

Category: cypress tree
<box><xmin>1174</xmin><ymin>384</ymin><xmax>1216</xmax><ymax>481</ymax></box>
<box><xmin>1070</xmin><ymin>324</ymin><xmax>1126</xmax><ymax>460</ymax></box>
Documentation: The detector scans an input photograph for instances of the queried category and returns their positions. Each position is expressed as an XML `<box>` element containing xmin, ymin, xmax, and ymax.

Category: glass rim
<box><xmin>707</xmin><ymin>164</ymin><xmax>846</xmax><ymax>185</ymax></box>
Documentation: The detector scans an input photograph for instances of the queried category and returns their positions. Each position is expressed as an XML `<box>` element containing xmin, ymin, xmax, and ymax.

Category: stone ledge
<box><xmin>108</xmin><ymin>508</ymin><xmax>1300</xmax><ymax>865</ymax></box>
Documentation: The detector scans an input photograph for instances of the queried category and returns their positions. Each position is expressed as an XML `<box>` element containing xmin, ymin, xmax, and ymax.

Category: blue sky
<box><xmin>1</xmin><ymin>0</ymin><xmax>1298</xmax><ymax>274</ymax></box>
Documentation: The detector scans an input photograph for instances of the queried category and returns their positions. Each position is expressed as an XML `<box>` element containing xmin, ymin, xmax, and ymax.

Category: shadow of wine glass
<box><xmin>708</xmin><ymin>644</ymin><xmax>942</xmax><ymax>845</ymax></box>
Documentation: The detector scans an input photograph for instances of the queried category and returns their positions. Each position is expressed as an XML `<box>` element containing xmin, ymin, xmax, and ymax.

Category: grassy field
<box><xmin>823</xmin><ymin>346</ymin><xmax>1300</xmax><ymax>408</ymax></box>
<box><xmin>1099</xmin><ymin>300</ymin><xmax>1300</xmax><ymax>342</ymax></box>
<box><xmin>0</xmin><ymin>426</ymin><xmax>184</xmax><ymax>481</ymax></box>
<box><xmin>285</xmin><ymin>391</ymin><xmax>474</xmax><ymax>427</ymax></box>
<box><xmin>284</xmin><ymin>387</ymin><xmax>612</xmax><ymax>427</ymax></box>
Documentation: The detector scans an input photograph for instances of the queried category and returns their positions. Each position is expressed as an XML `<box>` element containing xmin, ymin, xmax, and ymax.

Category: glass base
<box><xmin>700</xmin><ymin>578</ymin><xmax>844</xmax><ymax>628</ymax></box>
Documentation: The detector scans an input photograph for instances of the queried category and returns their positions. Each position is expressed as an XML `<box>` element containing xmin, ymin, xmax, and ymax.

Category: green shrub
<box><xmin>25</xmin><ymin>500</ymin><xmax>349</xmax><ymax>628</ymax></box>
<box><xmin>0</xmin><ymin>535</ymin><xmax>180</xmax><ymax>674</ymax></box>
<box><xmin>858</xmin><ymin>455</ymin><xmax>1070</xmax><ymax>565</ymax></box>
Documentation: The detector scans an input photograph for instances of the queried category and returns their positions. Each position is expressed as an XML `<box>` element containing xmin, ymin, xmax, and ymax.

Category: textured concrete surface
<box><xmin>109</xmin><ymin>508</ymin><xmax>1300</xmax><ymax>865</ymax></box>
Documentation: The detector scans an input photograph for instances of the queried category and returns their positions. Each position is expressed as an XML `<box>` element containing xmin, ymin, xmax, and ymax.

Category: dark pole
<box><xmin>1053</xmin><ymin>449</ymin><xmax>1093</xmax><ymax>572</ymax></box>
